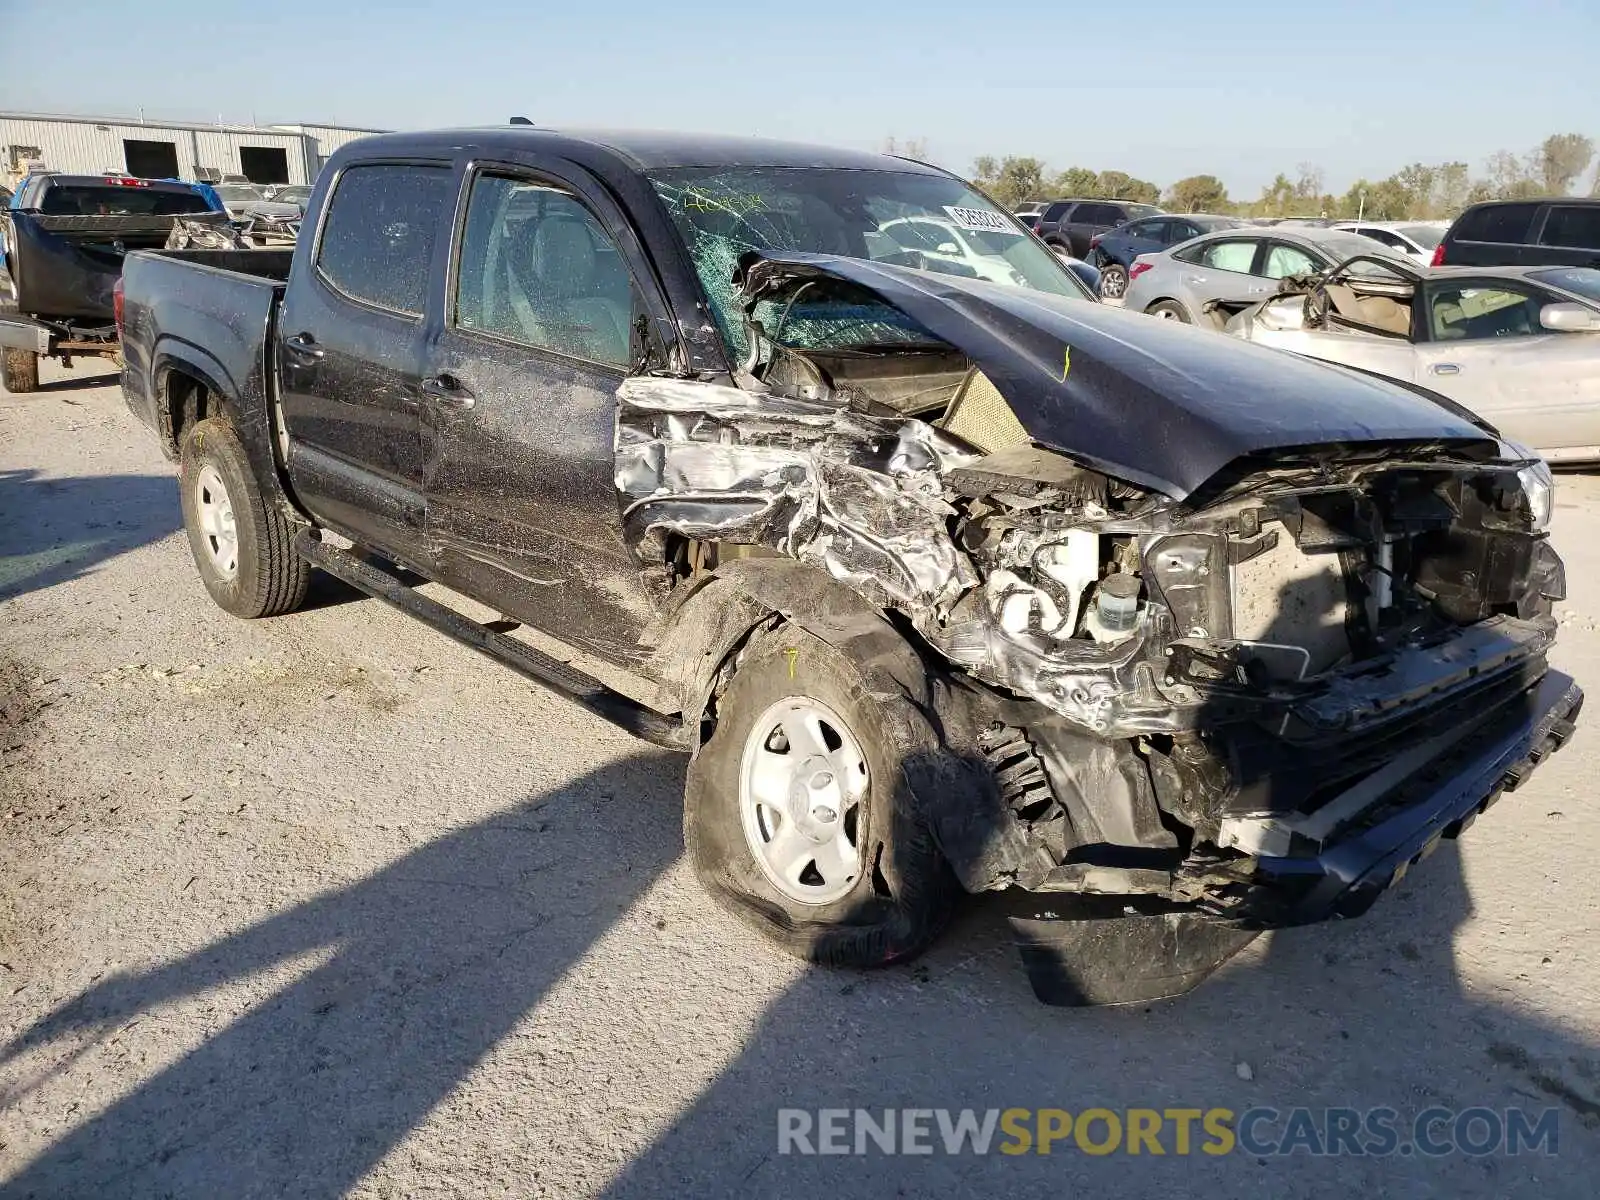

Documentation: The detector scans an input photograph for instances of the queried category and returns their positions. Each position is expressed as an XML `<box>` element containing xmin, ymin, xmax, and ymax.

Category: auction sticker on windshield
<box><xmin>944</xmin><ymin>205</ymin><xmax>1022</xmax><ymax>236</ymax></box>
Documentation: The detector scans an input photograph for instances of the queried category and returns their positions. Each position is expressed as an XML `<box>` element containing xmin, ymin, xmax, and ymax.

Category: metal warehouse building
<box><xmin>0</xmin><ymin>112</ymin><xmax>389</xmax><ymax>188</ymax></box>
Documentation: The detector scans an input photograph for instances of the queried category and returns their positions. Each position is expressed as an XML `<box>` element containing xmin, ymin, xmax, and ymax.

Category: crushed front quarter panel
<box><xmin>615</xmin><ymin>375</ymin><xmax>980</xmax><ymax>612</ymax></box>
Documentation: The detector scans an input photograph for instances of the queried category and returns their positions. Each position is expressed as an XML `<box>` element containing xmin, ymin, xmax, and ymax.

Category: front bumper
<box><xmin>1228</xmin><ymin>667</ymin><xmax>1582</xmax><ymax>925</ymax></box>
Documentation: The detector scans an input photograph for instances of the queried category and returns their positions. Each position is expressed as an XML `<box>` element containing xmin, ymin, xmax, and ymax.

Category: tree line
<box><xmin>945</xmin><ymin>133</ymin><xmax>1599</xmax><ymax>220</ymax></box>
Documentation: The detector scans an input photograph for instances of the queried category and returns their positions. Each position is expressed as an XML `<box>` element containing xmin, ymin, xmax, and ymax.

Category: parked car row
<box><xmin>1117</xmin><ymin>197</ymin><xmax>1600</xmax><ymax>462</ymax></box>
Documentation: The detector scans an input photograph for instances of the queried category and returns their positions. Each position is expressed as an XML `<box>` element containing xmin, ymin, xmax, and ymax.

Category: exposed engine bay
<box><xmin>616</xmin><ymin>254</ymin><xmax>1569</xmax><ymax>910</ymax></box>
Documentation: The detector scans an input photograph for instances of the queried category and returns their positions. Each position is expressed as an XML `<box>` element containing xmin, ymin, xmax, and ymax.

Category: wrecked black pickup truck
<box><xmin>118</xmin><ymin>128</ymin><xmax>1581</xmax><ymax>1005</ymax></box>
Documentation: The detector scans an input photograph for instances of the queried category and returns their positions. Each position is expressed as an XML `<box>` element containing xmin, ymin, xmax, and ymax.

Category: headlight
<box><xmin>1516</xmin><ymin>455</ymin><xmax>1555</xmax><ymax>531</ymax></box>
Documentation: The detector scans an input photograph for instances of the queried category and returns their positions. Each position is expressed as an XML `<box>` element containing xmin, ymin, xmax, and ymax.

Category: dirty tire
<box><xmin>684</xmin><ymin>626</ymin><xmax>956</xmax><ymax>967</ymax></box>
<box><xmin>1146</xmin><ymin>300</ymin><xmax>1191</xmax><ymax>324</ymax></box>
<box><xmin>2</xmin><ymin>348</ymin><xmax>39</xmax><ymax>393</ymax></box>
<box><xmin>179</xmin><ymin>417</ymin><xmax>309</xmax><ymax>618</ymax></box>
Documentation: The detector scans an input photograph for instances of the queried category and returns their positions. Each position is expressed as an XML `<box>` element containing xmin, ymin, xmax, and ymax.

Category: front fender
<box><xmin>648</xmin><ymin>558</ymin><xmax>934</xmax><ymax>727</ymax></box>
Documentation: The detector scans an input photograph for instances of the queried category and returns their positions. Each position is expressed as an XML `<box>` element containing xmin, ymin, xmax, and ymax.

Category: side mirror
<box><xmin>936</xmin><ymin>241</ymin><xmax>960</xmax><ymax>255</ymax></box>
<box><xmin>1540</xmin><ymin>302</ymin><xmax>1600</xmax><ymax>332</ymax></box>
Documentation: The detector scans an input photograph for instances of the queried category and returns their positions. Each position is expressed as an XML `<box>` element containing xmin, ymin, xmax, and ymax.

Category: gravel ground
<box><xmin>2</xmin><ymin>360</ymin><xmax>1598</xmax><ymax>1198</ymax></box>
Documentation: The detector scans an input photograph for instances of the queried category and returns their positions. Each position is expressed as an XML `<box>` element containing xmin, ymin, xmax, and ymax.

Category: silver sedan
<box><xmin>1122</xmin><ymin>226</ymin><xmax>1414</xmax><ymax>327</ymax></box>
<box><xmin>1227</xmin><ymin>261</ymin><xmax>1600</xmax><ymax>463</ymax></box>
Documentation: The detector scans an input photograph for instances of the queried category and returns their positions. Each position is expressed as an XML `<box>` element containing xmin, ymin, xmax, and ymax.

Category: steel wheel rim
<box><xmin>194</xmin><ymin>464</ymin><xmax>239</xmax><ymax>579</ymax></box>
<box><xmin>739</xmin><ymin>696</ymin><xmax>869</xmax><ymax>906</ymax></box>
<box><xmin>1100</xmin><ymin>266</ymin><xmax>1127</xmax><ymax>298</ymax></box>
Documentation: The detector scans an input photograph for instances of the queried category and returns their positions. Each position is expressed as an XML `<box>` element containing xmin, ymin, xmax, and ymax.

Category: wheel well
<box><xmin>162</xmin><ymin>369</ymin><xmax>211</xmax><ymax>454</ymax></box>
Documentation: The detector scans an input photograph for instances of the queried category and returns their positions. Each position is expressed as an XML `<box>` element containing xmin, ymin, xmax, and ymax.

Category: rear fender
<box><xmin>152</xmin><ymin>338</ymin><xmax>304</xmax><ymax>521</ymax></box>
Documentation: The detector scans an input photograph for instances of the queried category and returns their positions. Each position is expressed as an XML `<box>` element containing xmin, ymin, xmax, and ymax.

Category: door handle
<box><xmin>1429</xmin><ymin>363</ymin><xmax>1462</xmax><ymax>376</ymax></box>
<box><xmin>283</xmin><ymin>332</ymin><xmax>324</xmax><ymax>361</ymax></box>
<box><xmin>422</xmin><ymin>373</ymin><xmax>476</xmax><ymax>409</ymax></box>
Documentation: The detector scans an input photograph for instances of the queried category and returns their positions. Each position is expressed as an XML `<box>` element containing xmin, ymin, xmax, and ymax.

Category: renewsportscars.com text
<box><xmin>777</xmin><ymin>1106</ymin><xmax>1560</xmax><ymax>1158</ymax></box>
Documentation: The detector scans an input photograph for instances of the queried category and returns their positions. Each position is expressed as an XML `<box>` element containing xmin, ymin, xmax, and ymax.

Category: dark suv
<box><xmin>1035</xmin><ymin>198</ymin><xmax>1162</xmax><ymax>257</ymax></box>
<box><xmin>1436</xmin><ymin>198</ymin><xmax>1600</xmax><ymax>268</ymax></box>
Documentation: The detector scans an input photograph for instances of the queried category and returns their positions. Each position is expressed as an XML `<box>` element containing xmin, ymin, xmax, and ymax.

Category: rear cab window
<box><xmin>315</xmin><ymin>163</ymin><xmax>455</xmax><ymax>316</ymax></box>
<box><xmin>34</xmin><ymin>183</ymin><xmax>212</xmax><ymax>216</ymax></box>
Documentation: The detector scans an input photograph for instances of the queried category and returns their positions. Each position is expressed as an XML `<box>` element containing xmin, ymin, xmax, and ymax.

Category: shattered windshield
<box><xmin>649</xmin><ymin>166</ymin><xmax>1083</xmax><ymax>358</ymax></box>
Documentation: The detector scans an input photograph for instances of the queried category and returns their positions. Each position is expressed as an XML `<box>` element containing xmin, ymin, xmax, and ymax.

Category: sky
<box><xmin>3</xmin><ymin>0</ymin><xmax>1597</xmax><ymax>198</ymax></box>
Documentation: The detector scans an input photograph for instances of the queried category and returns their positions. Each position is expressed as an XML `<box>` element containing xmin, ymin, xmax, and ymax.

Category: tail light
<box><xmin>1089</xmin><ymin>234</ymin><xmax>1102</xmax><ymax>249</ymax></box>
<box><xmin>1430</xmin><ymin>242</ymin><xmax>1446</xmax><ymax>267</ymax></box>
<box><xmin>107</xmin><ymin>176</ymin><xmax>151</xmax><ymax>188</ymax></box>
<box><xmin>1129</xmin><ymin>260</ymin><xmax>1154</xmax><ymax>282</ymax></box>
<box><xmin>113</xmin><ymin>277</ymin><xmax>125</xmax><ymax>334</ymax></box>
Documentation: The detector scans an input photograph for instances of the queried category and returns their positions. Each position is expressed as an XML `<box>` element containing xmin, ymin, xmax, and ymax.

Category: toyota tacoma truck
<box><xmin>118</xmin><ymin>128</ymin><xmax>1581</xmax><ymax>1004</ymax></box>
<box><xmin>1</xmin><ymin>173</ymin><xmax>224</xmax><ymax>392</ymax></box>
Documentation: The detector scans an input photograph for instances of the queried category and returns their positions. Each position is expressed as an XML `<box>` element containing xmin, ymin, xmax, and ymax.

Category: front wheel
<box><xmin>1098</xmin><ymin>263</ymin><xmax>1129</xmax><ymax>300</ymax></box>
<box><xmin>1146</xmin><ymin>300</ymin><xmax>1191</xmax><ymax>324</ymax></box>
<box><xmin>2</xmin><ymin>349</ymin><xmax>38</xmax><ymax>393</ymax></box>
<box><xmin>684</xmin><ymin>627</ymin><xmax>956</xmax><ymax>967</ymax></box>
<box><xmin>179</xmin><ymin>417</ymin><xmax>309</xmax><ymax>618</ymax></box>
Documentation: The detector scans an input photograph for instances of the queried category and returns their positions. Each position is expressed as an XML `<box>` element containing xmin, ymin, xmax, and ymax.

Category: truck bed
<box><xmin>3</xmin><ymin>210</ymin><xmax>241</xmax><ymax>323</ymax></box>
<box><xmin>119</xmin><ymin>248</ymin><xmax>292</xmax><ymax>490</ymax></box>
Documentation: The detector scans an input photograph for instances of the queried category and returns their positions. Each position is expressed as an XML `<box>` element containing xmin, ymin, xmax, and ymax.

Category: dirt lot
<box><xmin>3</xmin><ymin>360</ymin><xmax>1599</xmax><ymax>1198</ymax></box>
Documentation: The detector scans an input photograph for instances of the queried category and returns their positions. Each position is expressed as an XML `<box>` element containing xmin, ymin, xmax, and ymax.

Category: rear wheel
<box><xmin>684</xmin><ymin>627</ymin><xmax>956</xmax><ymax>967</ymax></box>
<box><xmin>1147</xmin><ymin>300</ymin><xmax>1191</xmax><ymax>323</ymax></box>
<box><xmin>2</xmin><ymin>349</ymin><xmax>38</xmax><ymax>393</ymax></box>
<box><xmin>179</xmin><ymin>417</ymin><xmax>309</xmax><ymax>618</ymax></box>
<box><xmin>1098</xmin><ymin>263</ymin><xmax>1129</xmax><ymax>300</ymax></box>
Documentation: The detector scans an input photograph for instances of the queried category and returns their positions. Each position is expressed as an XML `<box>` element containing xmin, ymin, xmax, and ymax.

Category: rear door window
<box><xmin>315</xmin><ymin>163</ymin><xmax>454</xmax><ymax>316</ymax></box>
<box><xmin>1197</xmin><ymin>239</ymin><xmax>1260</xmax><ymax>273</ymax></box>
<box><xmin>1263</xmin><ymin>243</ymin><xmax>1322</xmax><ymax>278</ymax></box>
<box><xmin>1353</xmin><ymin>227</ymin><xmax>1408</xmax><ymax>252</ymax></box>
<box><xmin>1539</xmin><ymin>206</ymin><xmax>1600</xmax><ymax>250</ymax></box>
<box><xmin>1452</xmin><ymin>203</ymin><xmax>1539</xmax><ymax>245</ymax></box>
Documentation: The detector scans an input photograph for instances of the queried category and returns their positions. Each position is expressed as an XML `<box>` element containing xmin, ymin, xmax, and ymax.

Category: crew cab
<box><xmin>0</xmin><ymin>173</ymin><xmax>223</xmax><ymax>392</ymax></box>
<box><xmin>118</xmin><ymin>128</ymin><xmax>1580</xmax><ymax>1004</ymax></box>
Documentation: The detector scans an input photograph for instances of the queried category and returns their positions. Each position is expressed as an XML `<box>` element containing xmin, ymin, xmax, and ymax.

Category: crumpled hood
<box><xmin>737</xmin><ymin>253</ymin><xmax>1496</xmax><ymax>498</ymax></box>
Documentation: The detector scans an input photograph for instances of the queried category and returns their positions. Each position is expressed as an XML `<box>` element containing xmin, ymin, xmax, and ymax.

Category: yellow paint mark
<box><xmin>1060</xmin><ymin>346</ymin><xmax>1072</xmax><ymax>383</ymax></box>
<box><xmin>785</xmin><ymin>647</ymin><xmax>799</xmax><ymax>679</ymax></box>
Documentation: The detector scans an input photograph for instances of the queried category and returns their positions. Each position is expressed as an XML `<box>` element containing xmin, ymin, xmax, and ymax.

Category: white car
<box><xmin>1332</xmin><ymin>220</ymin><xmax>1448</xmax><ymax>264</ymax></box>
<box><xmin>1228</xmin><ymin>259</ymin><xmax>1600</xmax><ymax>462</ymax></box>
<box><xmin>875</xmin><ymin>217</ymin><xmax>1029</xmax><ymax>286</ymax></box>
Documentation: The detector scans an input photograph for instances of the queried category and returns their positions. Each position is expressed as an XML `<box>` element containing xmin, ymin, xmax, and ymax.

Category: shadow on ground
<box><xmin>0</xmin><ymin>752</ymin><xmax>685</xmax><ymax>1198</ymax></box>
<box><xmin>29</xmin><ymin>372</ymin><xmax>119</xmax><ymax>395</ymax></box>
<box><xmin>599</xmin><ymin>837</ymin><xmax>1600</xmax><ymax>1198</ymax></box>
<box><xmin>2</xmin><ymin>747</ymin><xmax>1595</xmax><ymax>1197</ymax></box>
<box><xmin>0</xmin><ymin>468</ymin><xmax>180</xmax><ymax>599</ymax></box>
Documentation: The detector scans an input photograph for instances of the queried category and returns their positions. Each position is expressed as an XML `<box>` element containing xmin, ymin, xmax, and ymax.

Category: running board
<box><xmin>296</xmin><ymin>532</ymin><xmax>688</xmax><ymax>749</ymax></box>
